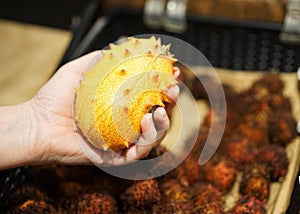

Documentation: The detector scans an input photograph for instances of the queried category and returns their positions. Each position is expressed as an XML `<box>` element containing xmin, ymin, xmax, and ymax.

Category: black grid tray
<box><xmin>0</xmin><ymin>167</ymin><xmax>28</xmax><ymax>209</ymax></box>
<box><xmin>76</xmin><ymin>8</ymin><xmax>300</xmax><ymax>72</ymax></box>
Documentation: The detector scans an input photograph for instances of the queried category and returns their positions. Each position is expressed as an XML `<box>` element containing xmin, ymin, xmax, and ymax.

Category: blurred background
<box><xmin>0</xmin><ymin>0</ymin><xmax>299</xmax><ymax>106</ymax></box>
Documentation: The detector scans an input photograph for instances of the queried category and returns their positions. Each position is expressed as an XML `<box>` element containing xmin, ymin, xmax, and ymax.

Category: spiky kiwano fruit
<box><xmin>74</xmin><ymin>36</ymin><xmax>177</xmax><ymax>152</ymax></box>
<box><xmin>120</xmin><ymin>179</ymin><xmax>161</xmax><ymax>211</ymax></box>
<box><xmin>77</xmin><ymin>193</ymin><xmax>117</xmax><ymax>214</ymax></box>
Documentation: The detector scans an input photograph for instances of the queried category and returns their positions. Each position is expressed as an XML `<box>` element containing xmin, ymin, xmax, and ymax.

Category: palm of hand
<box><xmin>30</xmin><ymin>51</ymin><xmax>178</xmax><ymax>166</ymax></box>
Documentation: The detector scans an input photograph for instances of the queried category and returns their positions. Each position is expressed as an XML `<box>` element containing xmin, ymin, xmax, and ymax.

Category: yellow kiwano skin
<box><xmin>74</xmin><ymin>36</ymin><xmax>177</xmax><ymax>152</ymax></box>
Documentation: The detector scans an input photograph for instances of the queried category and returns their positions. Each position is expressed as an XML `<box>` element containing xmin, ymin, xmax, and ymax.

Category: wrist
<box><xmin>0</xmin><ymin>101</ymin><xmax>39</xmax><ymax>169</ymax></box>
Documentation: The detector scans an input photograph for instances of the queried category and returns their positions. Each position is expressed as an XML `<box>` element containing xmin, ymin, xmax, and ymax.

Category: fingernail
<box><xmin>174</xmin><ymin>67</ymin><xmax>181</xmax><ymax>78</ymax></box>
<box><xmin>148</xmin><ymin>114</ymin><xmax>156</xmax><ymax>130</ymax></box>
<box><xmin>148</xmin><ymin>113</ymin><xmax>155</xmax><ymax>128</ymax></box>
<box><xmin>154</xmin><ymin>107</ymin><xmax>166</xmax><ymax>119</ymax></box>
<box><xmin>143</xmin><ymin>113</ymin><xmax>154</xmax><ymax>133</ymax></box>
<box><xmin>167</xmin><ymin>85</ymin><xmax>180</xmax><ymax>100</ymax></box>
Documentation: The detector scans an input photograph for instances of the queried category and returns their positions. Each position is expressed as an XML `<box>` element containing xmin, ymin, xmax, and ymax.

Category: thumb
<box><xmin>55</xmin><ymin>50</ymin><xmax>103</xmax><ymax>79</ymax></box>
<box><xmin>37</xmin><ymin>51</ymin><xmax>102</xmax><ymax>100</ymax></box>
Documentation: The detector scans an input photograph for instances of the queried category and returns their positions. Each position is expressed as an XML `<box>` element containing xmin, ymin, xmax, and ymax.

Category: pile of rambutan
<box><xmin>4</xmin><ymin>73</ymin><xmax>297</xmax><ymax>214</ymax></box>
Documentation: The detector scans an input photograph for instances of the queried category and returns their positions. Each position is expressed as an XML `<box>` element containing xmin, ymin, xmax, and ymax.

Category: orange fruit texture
<box><xmin>74</xmin><ymin>36</ymin><xmax>177</xmax><ymax>152</ymax></box>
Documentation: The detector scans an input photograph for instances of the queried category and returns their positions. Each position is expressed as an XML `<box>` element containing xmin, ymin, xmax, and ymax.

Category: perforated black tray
<box><xmin>0</xmin><ymin>167</ymin><xmax>28</xmax><ymax>209</ymax></box>
<box><xmin>71</xmin><ymin>8</ymin><xmax>300</xmax><ymax>72</ymax></box>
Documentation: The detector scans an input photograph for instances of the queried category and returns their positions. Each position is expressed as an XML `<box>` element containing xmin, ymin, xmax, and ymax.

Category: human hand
<box><xmin>26</xmin><ymin>51</ymin><xmax>179</xmax><ymax>166</ymax></box>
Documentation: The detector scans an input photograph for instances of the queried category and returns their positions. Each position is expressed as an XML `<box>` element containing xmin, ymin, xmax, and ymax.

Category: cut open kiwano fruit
<box><xmin>74</xmin><ymin>36</ymin><xmax>178</xmax><ymax>152</ymax></box>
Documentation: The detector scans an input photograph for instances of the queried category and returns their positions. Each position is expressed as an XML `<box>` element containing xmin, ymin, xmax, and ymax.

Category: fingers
<box><xmin>165</xmin><ymin>84</ymin><xmax>180</xmax><ymax>117</ymax></box>
<box><xmin>167</xmin><ymin>85</ymin><xmax>180</xmax><ymax>103</ymax></box>
<box><xmin>81</xmin><ymin>114</ymin><xmax>158</xmax><ymax>166</ymax></box>
<box><xmin>122</xmin><ymin>114</ymin><xmax>155</xmax><ymax>160</ymax></box>
<box><xmin>173</xmin><ymin>66</ymin><xmax>180</xmax><ymax>79</ymax></box>
<box><xmin>153</xmin><ymin>107</ymin><xmax>170</xmax><ymax>141</ymax></box>
<box><xmin>82</xmin><ymin>108</ymin><xmax>171</xmax><ymax>166</ymax></box>
<box><xmin>121</xmin><ymin>68</ymin><xmax>181</xmax><ymax>162</ymax></box>
<box><xmin>167</xmin><ymin>66</ymin><xmax>180</xmax><ymax>105</ymax></box>
<box><xmin>123</xmin><ymin>108</ymin><xmax>170</xmax><ymax>160</ymax></box>
<box><xmin>165</xmin><ymin>67</ymin><xmax>180</xmax><ymax>112</ymax></box>
<box><xmin>140</xmin><ymin>113</ymin><xmax>158</xmax><ymax>145</ymax></box>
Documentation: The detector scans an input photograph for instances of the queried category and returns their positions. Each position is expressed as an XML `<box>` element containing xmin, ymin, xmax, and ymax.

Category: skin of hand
<box><xmin>0</xmin><ymin>51</ymin><xmax>180</xmax><ymax>169</ymax></box>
